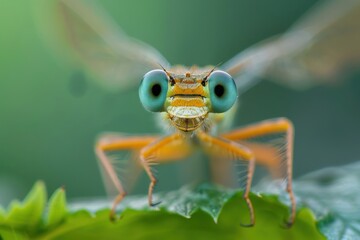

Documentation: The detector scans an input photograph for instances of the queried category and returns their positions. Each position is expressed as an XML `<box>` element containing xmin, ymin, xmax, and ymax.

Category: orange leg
<box><xmin>138</xmin><ymin>133</ymin><xmax>190</xmax><ymax>206</ymax></box>
<box><xmin>196</xmin><ymin>131</ymin><xmax>256</xmax><ymax>227</ymax></box>
<box><xmin>96</xmin><ymin>133</ymin><xmax>193</xmax><ymax>219</ymax></box>
<box><xmin>95</xmin><ymin>135</ymin><xmax>159</xmax><ymax>220</ymax></box>
<box><xmin>221</xmin><ymin>117</ymin><xmax>296</xmax><ymax>227</ymax></box>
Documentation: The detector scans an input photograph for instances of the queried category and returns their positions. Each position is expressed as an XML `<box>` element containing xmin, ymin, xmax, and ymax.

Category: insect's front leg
<box><xmin>95</xmin><ymin>134</ymin><xmax>159</xmax><ymax>220</ymax></box>
<box><xmin>139</xmin><ymin>133</ymin><xmax>191</xmax><ymax>207</ymax></box>
<box><xmin>221</xmin><ymin>117</ymin><xmax>296</xmax><ymax>227</ymax></box>
<box><xmin>196</xmin><ymin>131</ymin><xmax>256</xmax><ymax>227</ymax></box>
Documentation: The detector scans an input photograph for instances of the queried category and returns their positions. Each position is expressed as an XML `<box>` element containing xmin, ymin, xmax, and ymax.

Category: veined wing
<box><xmin>222</xmin><ymin>0</ymin><xmax>360</xmax><ymax>92</ymax></box>
<box><xmin>36</xmin><ymin>0</ymin><xmax>170</xmax><ymax>91</ymax></box>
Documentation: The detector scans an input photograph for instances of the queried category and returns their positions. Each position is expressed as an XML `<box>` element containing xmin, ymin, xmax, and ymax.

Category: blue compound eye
<box><xmin>139</xmin><ymin>69</ymin><xmax>169</xmax><ymax>112</ymax></box>
<box><xmin>208</xmin><ymin>70</ymin><xmax>237</xmax><ymax>113</ymax></box>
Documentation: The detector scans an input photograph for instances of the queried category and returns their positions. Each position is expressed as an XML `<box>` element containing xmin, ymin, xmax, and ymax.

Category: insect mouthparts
<box><xmin>172</xmin><ymin>94</ymin><xmax>203</xmax><ymax>97</ymax></box>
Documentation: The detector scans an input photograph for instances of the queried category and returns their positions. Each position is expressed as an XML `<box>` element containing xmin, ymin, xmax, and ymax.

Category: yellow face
<box><xmin>139</xmin><ymin>66</ymin><xmax>238</xmax><ymax>132</ymax></box>
<box><xmin>165</xmin><ymin>67</ymin><xmax>211</xmax><ymax>132</ymax></box>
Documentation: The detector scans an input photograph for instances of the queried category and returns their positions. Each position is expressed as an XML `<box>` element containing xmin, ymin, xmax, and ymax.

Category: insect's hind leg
<box><xmin>221</xmin><ymin>118</ymin><xmax>296</xmax><ymax>227</ymax></box>
<box><xmin>95</xmin><ymin>134</ymin><xmax>159</xmax><ymax>220</ymax></box>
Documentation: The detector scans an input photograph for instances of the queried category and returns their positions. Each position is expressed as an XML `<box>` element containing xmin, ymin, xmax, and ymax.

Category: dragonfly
<box><xmin>39</xmin><ymin>0</ymin><xmax>360</xmax><ymax>227</ymax></box>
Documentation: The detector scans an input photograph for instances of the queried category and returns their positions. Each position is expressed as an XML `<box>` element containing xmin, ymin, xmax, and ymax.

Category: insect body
<box><xmin>41</xmin><ymin>0</ymin><xmax>360</xmax><ymax>228</ymax></box>
<box><xmin>96</xmin><ymin>66</ymin><xmax>296</xmax><ymax>227</ymax></box>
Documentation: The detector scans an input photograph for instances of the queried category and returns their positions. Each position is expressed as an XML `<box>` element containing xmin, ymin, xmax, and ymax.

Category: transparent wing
<box><xmin>222</xmin><ymin>0</ymin><xmax>360</xmax><ymax>92</ymax></box>
<box><xmin>35</xmin><ymin>0</ymin><xmax>170</xmax><ymax>91</ymax></box>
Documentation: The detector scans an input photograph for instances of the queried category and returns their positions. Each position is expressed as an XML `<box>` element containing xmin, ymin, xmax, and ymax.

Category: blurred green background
<box><xmin>1</xmin><ymin>0</ymin><xmax>360</xmax><ymax>205</ymax></box>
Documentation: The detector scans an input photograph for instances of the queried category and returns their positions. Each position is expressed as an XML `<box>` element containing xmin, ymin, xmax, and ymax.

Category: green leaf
<box><xmin>146</xmin><ymin>184</ymin><xmax>234</xmax><ymax>222</ymax></box>
<box><xmin>46</xmin><ymin>187</ymin><xmax>67</xmax><ymax>228</ymax></box>
<box><xmin>3</xmin><ymin>162</ymin><xmax>360</xmax><ymax>239</ymax></box>
<box><xmin>0</xmin><ymin>229</ymin><xmax>29</xmax><ymax>240</ymax></box>
<box><xmin>295</xmin><ymin>162</ymin><xmax>360</xmax><ymax>240</ymax></box>
<box><xmin>2</xmin><ymin>181</ymin><xmax>46</xmax><ymax>231</ymax></box>
<box><xmin>37</xmin><ymin>185</ymin><xmax>323</xmax><ymax>240</ymax></box>
<box><xmin>0</xmin><ymin>182</ymin><xmax>324</xmax><ymax>239</ymax></box>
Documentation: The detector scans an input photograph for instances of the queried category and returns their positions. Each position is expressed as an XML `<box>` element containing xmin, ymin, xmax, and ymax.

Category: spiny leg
<box><xmin>221</xmin><ymin>117</ymin><xmax>296</xmax><ymax>227</ymax></box>
<box><xmin>197</xmin><ymin>131</ymin><xmax>256</xmax><ymax>227</ymax></box>
<box><xmin>95</xmin><ymin>135</ymin><xmax>159</xmax><ymax>220</ymax></box>
<box><xmin>139</xmin><ymin>133</ymin><xmax>191</xmax><ymax>207</ymax></box>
